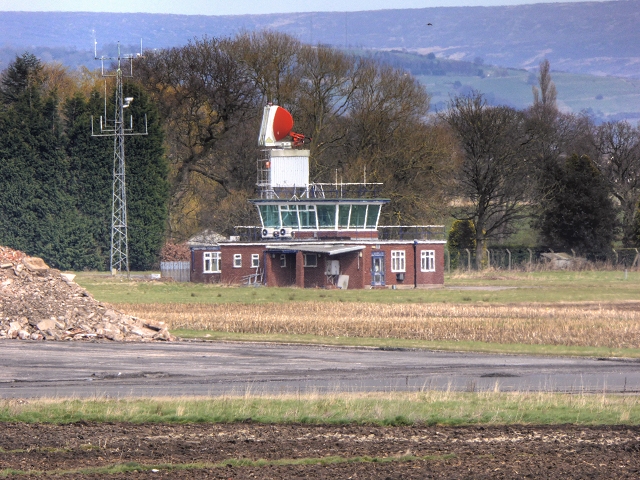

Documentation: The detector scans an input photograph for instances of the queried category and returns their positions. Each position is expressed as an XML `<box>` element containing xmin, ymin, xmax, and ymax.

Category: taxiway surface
<box><xmin>1</xmin><ymin>340</ymin><xmax>639</xmax><ymax>398</ymax></box>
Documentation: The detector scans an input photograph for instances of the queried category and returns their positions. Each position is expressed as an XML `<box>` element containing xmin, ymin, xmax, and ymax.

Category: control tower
<box><xmin>252</xmin><ymin>105</ymin><xmax>388</xmax><ymax>241</ymax></box>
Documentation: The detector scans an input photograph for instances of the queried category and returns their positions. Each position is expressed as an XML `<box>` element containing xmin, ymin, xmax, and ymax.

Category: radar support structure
<box><xmin>91</xmin><ymin>41</ymin><xmax>147</xmax><ymax>277</ymax></box>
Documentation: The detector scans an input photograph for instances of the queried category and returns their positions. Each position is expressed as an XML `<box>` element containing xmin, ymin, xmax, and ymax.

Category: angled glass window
<box><xmin>338</xmin><ymin>204</ymin><xmax>351</xmax><ymax>228</ymax></box>
<box><xmin>366</xmin><ymin>204</ymin><xmax>380</xmax><ymax>228</ymax></box>
<box><xmin>280</xmin><ymin>205</ymin><xmax>299</xmax><ymax>228</ymax></box>
<box><xmin>259</xmin><ymin>205</ymin><xmax>279</xmax><ymax>228</ymax></box>
<box><xmin>317</xmin><ymin>205</ymin><xmax>336</xmax><ymax>229</ymax></box>
<box><xmin>298</xmin><ymin>205</ymin><xmax>317</xmax><ymax>229</ymax></box>
<box><xmin>349</xmin><ymin>204</ymin><xmax>367</xmax><ymax>228</ymax></box>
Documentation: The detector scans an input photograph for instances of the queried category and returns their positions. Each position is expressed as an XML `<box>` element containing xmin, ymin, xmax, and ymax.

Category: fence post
<box><xmin>612</xmin><ymin>249</ymin><xmax>618</xmax><ymax>266</ymax></box>
<box><xmin>446</xmin><ymin>249</ymin><xmax>451</xmax><ymax>274</ymax></box>
<box><xmin>506</xmin><ymin>249</ymin><xmax>511</xmax><ymax>271</ymax></box>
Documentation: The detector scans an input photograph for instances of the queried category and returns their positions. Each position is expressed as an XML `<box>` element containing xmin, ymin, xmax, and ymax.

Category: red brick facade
<box><xmin>191</xmin><ymin>241</ymin><xmax>444</xmax><ymax>288</ymax></box>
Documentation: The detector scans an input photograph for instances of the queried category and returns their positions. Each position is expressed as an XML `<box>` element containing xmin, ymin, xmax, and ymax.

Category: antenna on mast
<box><xmin>91</xmin><ymin>40</ymin><xmax>147</xmax><ymax>278</ymax></box>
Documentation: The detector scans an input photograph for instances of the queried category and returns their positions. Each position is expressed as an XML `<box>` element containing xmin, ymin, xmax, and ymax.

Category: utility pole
<box><xmin>92</xmin><ymin>41</ymin><xmax>147</xmax><ymax>277</ymax></box>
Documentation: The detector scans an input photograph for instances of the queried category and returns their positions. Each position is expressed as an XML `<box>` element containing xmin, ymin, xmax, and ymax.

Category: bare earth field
<box><xmin>2</xmin><ymin>422</ymin><xmax>639</xmax><ymax>478</ymax></box>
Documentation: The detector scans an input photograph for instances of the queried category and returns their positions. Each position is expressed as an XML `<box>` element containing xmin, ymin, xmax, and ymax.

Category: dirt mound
<box><xmin>0</xmin><ymin>247</ymin><xmax>174</xmax><ymax>342</ymax></box>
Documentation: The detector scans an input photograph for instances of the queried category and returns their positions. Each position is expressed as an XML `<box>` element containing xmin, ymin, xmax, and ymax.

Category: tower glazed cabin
<box><xmin>190</xmin><ymin>105</ymin><xmax>445</xmax><ymax>288</ymax></box>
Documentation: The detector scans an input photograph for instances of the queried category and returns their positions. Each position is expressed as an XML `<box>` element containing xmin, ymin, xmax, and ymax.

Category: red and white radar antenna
<box><xmin>258</xmin><ymin>105</ymin><xmax>308</xmax><ymax>147</ymax></box>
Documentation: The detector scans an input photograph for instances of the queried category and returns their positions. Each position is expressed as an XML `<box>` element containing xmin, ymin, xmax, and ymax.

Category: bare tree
<box><xmin>294</xmin><ymin>45</ymin><xmax>363</xmax><ymax>164</ymax></box>
<box><xmin>136</xmin><ymin>37</ymin><xmax>260</xmax><ymax>238</ymax></box>
<box><xmin>532</xmin><ymin>59</ymin><xmax>557</xmax><ymax>109</ymax></box>
<box><xmin>442</xmin><ymin>91</ymin><xmax>530</xmax><ymax>268</ymax></box>
<box><xmin>592</xmin><ymin>121</ymin><xmax>640</xmax><ymax>246</ymax></box>
<box><xmin>234</xmin><ymin>30</ymin><xmax>301</xmax><ymax>106</ymax></box>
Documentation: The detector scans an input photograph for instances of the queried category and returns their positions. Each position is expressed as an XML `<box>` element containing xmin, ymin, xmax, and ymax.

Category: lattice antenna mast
<box><xmin>91</xmin><ymin>41</ymin><xmax>147</xmax><ymax>277</ymax></box>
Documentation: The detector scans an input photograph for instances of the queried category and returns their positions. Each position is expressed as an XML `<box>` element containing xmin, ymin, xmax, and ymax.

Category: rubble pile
<box><xmin>0</xmin><ymin>246</ymin><xmax>174</xmax><ymax>342</ymax></box>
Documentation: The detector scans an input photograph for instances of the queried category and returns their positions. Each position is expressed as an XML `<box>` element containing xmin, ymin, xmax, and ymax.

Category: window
<box><xmin>365</xmin><ymin>205</ymin><xmax>380</xmax><ymax>228</ymax></box>
<box><xmin>421</xmin><ymin>250</ymin><xmax>436</xmax><ymax>272</ymax></box>
<box><xmin>251</xmin><ymin>254</ymin><xmax>260</xmax><ymax>268</ymax></box>
<box><xmin>317</xmin><ymin>205</ymin><xmax>336</xmax><ymax>229</ymax></box>
<box><xmin>259</xmin><ymin>205</ymin><xmax>279</xmax><ymax>228</ymax></box>
<box><xmin>280</xmin><ymin>205</ymin><xmax>299</xmax><ymax>228</ymax></box>
<box><xmin>233</xmin><ymin>254</ymin><xmax>242</xmax><ymax>268</ymax></box>
<box><xmin>349</xmin><ymin>205</ymin><xmax>367</xmax><ymax>228</ymax></box>
<box><xmin>391</xmin><ymin>250</ymin><xmax>406</xmax><ymax>272</ymax></box>
<box><xmin>280</xmin><ymin>254</ymin><xmax>287</xmax><ymax>267</ymax></box>
<box><xmin>203</xmin><ymin>252</ymin><xmax>221</xmax><ymax>273</ymax></box>
<box><xmin>303</xmin><ymin>253</ymin><xmax>317</xmax><ymax>267</ymax></box>
<box><xmin>298</xmin><ymin>205</ymin><xmax>317</xmax><ymax>229</ymax></box>
<box><xmin>338</xmin><ymin>204</ymin><xmax>350</xmax><ymax>228</ymax></box>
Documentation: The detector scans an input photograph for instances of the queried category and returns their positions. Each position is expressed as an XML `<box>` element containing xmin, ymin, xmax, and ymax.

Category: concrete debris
<box><xmin>0</xmin><ymin>246</ymin><xmax>175</xmax><ymax>342</ymax></box>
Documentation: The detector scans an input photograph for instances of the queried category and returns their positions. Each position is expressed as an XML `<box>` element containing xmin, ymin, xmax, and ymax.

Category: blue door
<box><xmin>371</xmin><ymin>252</ymin><xmax>385</xmax><ymax>286</ymax></box>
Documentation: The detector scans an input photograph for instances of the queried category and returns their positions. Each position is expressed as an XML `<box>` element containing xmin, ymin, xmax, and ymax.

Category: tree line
<box><xmin>0</xmin><ymin>53</ymin><xmax>167</xmax><ymax>270</ymax></box>
<box><xmin>0</xmin><ymin>32</ymin><xmax>639</xmax><ymax>271</ymax></box>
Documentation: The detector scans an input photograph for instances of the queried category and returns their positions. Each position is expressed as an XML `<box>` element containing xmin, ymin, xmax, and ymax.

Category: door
<box><xmin>371</xmin><ymin>252</ymin><xmax>385</xmax><ymax>286</ymax></box>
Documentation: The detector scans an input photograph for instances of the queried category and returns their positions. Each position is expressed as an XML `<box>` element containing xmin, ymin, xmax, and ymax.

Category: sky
<box><xmin>0</xmin><ymin>0</ymin><xmax>605</xmax><ymax>16</ymax></box>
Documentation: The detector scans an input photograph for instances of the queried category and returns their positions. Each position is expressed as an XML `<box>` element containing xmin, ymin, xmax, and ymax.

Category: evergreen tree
<box><xmin>63</xmin><ymin>91</ymin><xmax>112</xmax><ymax>269</ymax></box>
<box><xmin>121</xmin><ymin>82</ymin><xmax>169</xmax><ymax>271</ymax></box>
<box><xmin>0</xmin><ymin>54</ymin><xmax>100</xmax><ymax>270</ymax></box>
<box><xmin>536</xmin><ymin>154</ymin><xmax>617</xmax><ymax>257</ymax></box>
<box><xmin>447</xmin><ymin>220</ymin><xmax>476</xmax><ymax>269</ymax></box>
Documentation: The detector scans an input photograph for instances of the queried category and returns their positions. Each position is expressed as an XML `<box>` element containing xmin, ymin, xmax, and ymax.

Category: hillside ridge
<box><xmin>0</xmin><ymin>1</ymin><xmax>639</xmax><ymax>77</ymax></box>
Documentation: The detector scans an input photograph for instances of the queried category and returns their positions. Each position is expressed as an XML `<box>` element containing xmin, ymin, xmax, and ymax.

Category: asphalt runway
<box><xmin>1</xmin><ymin>340</ymin><xmax>640</xmax><ymax>398</ymax></box>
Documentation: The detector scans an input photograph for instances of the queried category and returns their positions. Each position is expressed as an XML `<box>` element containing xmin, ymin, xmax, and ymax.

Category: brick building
<box><xmin>190</xmin><ymin>105</ymin><xmax>445</xmax><ymax>289</ymax></box>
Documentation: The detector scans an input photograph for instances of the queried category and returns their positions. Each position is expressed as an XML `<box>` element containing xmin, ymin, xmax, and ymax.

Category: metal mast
<box><xmin>111</xmin><ymin>53</ymin><xmax>128</xmax><ymax>276</ymax></box>
<box><xmin>92</xmin><ymin>41</ymin><xmax>147</xmax><ymax>277</ymax></box>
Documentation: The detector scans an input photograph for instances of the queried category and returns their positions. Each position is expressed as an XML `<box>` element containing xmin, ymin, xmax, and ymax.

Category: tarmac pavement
<box><xmin>1</xmin><ymin>339</ymin><xmax>639</xmax><ymax>398</ymax></box>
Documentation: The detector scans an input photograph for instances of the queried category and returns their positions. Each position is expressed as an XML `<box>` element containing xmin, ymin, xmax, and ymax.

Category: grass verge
<box><xmin>75</xmin><ymin>270</ymin><xmax>640</xmax><ymax>304</ymax></box>
<box><xmin>1</xmin><ymin>392</ymin><xmax>639</xmax><ymax>426</ymax></box>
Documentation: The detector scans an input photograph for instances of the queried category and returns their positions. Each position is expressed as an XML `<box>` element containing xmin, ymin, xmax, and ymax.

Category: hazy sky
<box><xmin>0</xmin><ymin>0</ymin><xmax>605</xmax><ymax>16</ymax></box>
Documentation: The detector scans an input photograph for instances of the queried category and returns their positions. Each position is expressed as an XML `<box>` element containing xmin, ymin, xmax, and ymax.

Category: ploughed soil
<box><xmin>1</xmin><ymin>422</ymin><xmax>639</xmax><ymax>478</ymax></box>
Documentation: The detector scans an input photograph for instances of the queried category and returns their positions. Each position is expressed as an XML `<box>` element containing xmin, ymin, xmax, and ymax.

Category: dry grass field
<box><xmin>115</xmin><ymin>301</ymin><xmax>640</xmax><ymax>349</ymax></box>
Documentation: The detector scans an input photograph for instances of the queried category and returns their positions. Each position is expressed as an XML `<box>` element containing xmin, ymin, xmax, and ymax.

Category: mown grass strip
<box><xmin>0</xmin><ymin>454</ymin><xmax>456</xmax><ymax>477</ymax></box>
<box><xmin>1</xmin><ymin>392</ymin><xmax>639</xmax><ymax>426</ymax></box>
<box><xmin>75</xmin><ymin>270</ymin><xmax>640</xmax><ymax>304</ymax></box>
<box><xmin>173</xmin><ymin>329</ymin><xmax>640</xmax><ymax>358</ymax></box>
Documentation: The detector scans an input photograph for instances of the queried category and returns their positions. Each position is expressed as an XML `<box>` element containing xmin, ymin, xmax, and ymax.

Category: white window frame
<box><xmin>280</xmin><ymin>254</ymin><xmax>287</xmax><ymax>268</ymax></box>
<box><xmin>251</xmin><ymin>253</ymin><xmax>260</xmax><ymax>268</ymax></box>
<box><xmin>421</xmin><ymin>250</ymin><xmax>436</xmax><ymax>272</ymax></box>
<box><xmin>203</xmin><ymin>251</ymin><xmax>221</xmax><ymax>273</ymax></box>
<box><xmin>391</xmin><ymin>250</ymin><xmax>406</xmax><ymax>273</ymax></box>
<box><xmin>233</xmin><ymin>253</ymin><xmax>242</xmax><ymax>268</ymax></box>
<box><xmin>303</xmin><ymin>253</ymin><xmax>317</xmax><ymax>267</ymax></box>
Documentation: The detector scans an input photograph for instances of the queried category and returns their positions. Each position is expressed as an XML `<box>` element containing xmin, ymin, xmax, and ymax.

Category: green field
<box><xmin>421</xmin><ymin>67</ymin><xmax>640</xmax><ymax>120</ymax></box>
<box><xmin>75</xmin><ymin>269</ymin><xmax>640</xmax><ymax>305</ymax></box>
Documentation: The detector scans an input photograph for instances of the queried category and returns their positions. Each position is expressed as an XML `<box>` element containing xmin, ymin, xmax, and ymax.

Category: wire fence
<box><xmin>446</xmin><ymin>247</ymin><xmax>640</xmax><ymax>272</ymax></box>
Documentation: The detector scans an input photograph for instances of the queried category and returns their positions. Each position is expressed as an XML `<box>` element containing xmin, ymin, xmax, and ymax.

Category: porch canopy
<box><xmin>265</xmin><ymin>244</ymin><xmax>365</xmax><ymax>255</ymax></box>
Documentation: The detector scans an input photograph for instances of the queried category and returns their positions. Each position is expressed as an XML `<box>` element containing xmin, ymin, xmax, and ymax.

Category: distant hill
<box><xmin>0</xmin><ymin>2</ymin><xmax>639</xmax><ymax>122</ymax></box>
<box><xmin>0</xmin><ymin>1</ymin><xmax>639</xmax><ymax>77</ymax></box>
